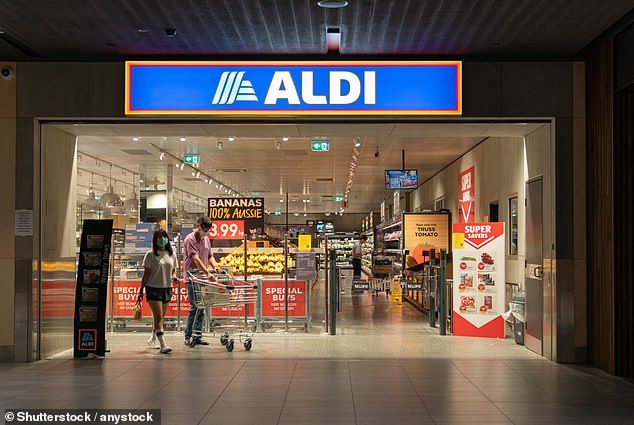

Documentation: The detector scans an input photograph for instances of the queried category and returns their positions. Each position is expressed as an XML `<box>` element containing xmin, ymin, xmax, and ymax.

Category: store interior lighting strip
<box><xmin>149</xmin><ymin>143</ymin><xmax>243</xmax><ymax>198</ymax></box>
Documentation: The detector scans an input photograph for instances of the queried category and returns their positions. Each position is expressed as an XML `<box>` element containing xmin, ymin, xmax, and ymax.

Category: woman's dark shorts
<box><xmin>145</xmin><ymin>287</ymin><xmax>173</xmax><ymax>303</ymax></box>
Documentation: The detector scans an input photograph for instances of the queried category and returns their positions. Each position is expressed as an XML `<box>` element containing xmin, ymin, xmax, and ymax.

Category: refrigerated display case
<box><xmin>375</xmin><ymin>219</ymin><xmax>403</xmax><ymax>275</ymax></box>
<box><xmin>361</xmin><ymin>228</ymin><xmax>374</xmax><ymax>276</ymax></box>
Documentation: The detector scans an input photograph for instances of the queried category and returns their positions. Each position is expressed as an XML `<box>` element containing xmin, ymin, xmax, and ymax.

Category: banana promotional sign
<box><xmin>207</xmin><ymin>197</ymin><xmax>264</xmax><ymax>243</ymax></box>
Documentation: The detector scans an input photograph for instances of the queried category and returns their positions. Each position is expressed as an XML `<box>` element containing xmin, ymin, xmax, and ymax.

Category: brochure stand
<box><xmin>74</xmin><ymin>219</ymin><xmax>113</xmax><ymax>357</ymax></box>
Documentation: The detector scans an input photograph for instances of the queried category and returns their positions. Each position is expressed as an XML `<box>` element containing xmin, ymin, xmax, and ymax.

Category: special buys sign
<box><xmin>208</xmin><ymin>198</ymin><xmax>264</xmax><ymax>241</ymax></box>
<box><xmin>125</xmin><ymin>61</ymin><xmax>462</xmax><ymax>115</ymax></box>
<box><xmin>261</xmin><ymin>280</ymin><xmax>307</xmax><ymax>317</ymax></box>
<box><xmin>452</xmin><ymin>222</ymin><xmax>505</xmax><ymax>338</ymax></box>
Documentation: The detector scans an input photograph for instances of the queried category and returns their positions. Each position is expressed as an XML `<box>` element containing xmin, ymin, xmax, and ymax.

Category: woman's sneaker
<box><xmin>160</xmin><ymin>345</ymin><xmax>172</xmax><ymax>354</ymax></box>
<box><xmin>147</xmin><ymin>332</ymin><xmax>159</xmax><ymax>349</ymax></box>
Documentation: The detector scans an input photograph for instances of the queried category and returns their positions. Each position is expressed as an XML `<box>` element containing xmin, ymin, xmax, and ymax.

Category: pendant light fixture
<box><xmin>82</xmin><ymin>173</ymin><xmax>99</xmax><ymax>211</ymax></box>
<box><xmin>124</xmin><ymin>175</ymin><xmax>139</xmax><ymax>218</ymax></box>
<box><xmin>99</xmin><ymin>165</ymin><xmax>123</xmax><ymax>210</ymax></box>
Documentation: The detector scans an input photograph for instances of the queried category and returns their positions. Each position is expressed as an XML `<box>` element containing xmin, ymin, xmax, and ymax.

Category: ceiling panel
<box><xmin>0</xmin><ymin>1</ymin><xmax>631</xmax><ymax>60</ymax></box>
<box><xmin>65</xmin><ymin>122</ymin><xmax>509</xmax><ymax>214</ymax></box>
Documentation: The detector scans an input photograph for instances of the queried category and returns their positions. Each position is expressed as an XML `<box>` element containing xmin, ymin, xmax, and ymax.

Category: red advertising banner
<box><xmin>41</xmin><ymin>280</ymin><xmax>76</xmax><ymax>318</ymax></box>
<box><xmin>452</xmin><ymin>222</ymin><xmax>505</xmax><ymax>338</ymax></box>
<box><xmin>112</xmin><ymin>280</ymin><xmax>259</xmax><ymax>318</ymax></box>
<box><xmin>261</xmin><ymin>280</ymin><xmax>306</xmax><ymax>317</ymax></box>
<box><xmin>459</xmin><ymin>167</ymin><xmax>475</xmax><ymax>223</ymax></box>
<box><xmin>111</xmin><ymin>279</ymin><xmax>306</xmax><ymax>319</ymax></box>
<box><xmin>112</xmin><ymin>280</ymin><xmax>189</xmax><ymax>318</ymax></box>
<box><xmin>210</xmin><ymin>283</ymin><xmax>255</xmax><ymax>317</ymax></box>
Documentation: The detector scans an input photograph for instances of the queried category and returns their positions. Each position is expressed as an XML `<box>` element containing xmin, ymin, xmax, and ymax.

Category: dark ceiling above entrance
<box><xmin>0</xmin><ymin>0</ymin><xmax>632</xmax><ymax>60</ymax></box>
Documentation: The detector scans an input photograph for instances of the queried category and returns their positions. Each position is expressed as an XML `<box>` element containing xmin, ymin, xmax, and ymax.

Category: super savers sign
<box><xmin>125</xmin><ymin>61</ymin><xmax>461</xmax><ymax>115</ymax></box>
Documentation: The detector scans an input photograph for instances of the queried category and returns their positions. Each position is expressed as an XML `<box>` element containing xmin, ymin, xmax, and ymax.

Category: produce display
<box><xmin>217</xmin><ymin>250</ymin><xmax>292</xmax><ymax>274</ymax></box>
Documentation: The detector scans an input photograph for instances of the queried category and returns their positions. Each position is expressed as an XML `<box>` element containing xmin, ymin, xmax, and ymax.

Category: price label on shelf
<box><xmin>209</xmin><ymin>220</ymin><xmax>245</xmax><ymax>240</ymax></box>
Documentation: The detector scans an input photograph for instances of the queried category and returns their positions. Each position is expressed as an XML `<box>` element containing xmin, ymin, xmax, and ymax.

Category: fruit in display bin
<box><xmin>217</xmin><ymin>249</ymin><xmax>292</xmax><ymax>274</ymax></box>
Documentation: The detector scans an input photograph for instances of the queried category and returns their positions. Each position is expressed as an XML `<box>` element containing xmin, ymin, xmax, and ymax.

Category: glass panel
<box><xmin>509</xmin><ymin>197</ymin><xmax>519</xmax><ymax>255</ymax></box>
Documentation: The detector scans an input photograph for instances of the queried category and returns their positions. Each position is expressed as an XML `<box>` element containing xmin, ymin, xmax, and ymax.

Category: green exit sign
<box><xmin>335</xmin><ymin>196</ymin><xmax>344</xmax><ymax>201</ymax></box>
<box><xmin>311</xmin><ymin>141</ymin><xmax>330</xmax><ymax>152</ymax></box>
<box><xmin>183</xmin><ymin>154</ymin><xmax>200</xmax><ymax>165</ymax></box>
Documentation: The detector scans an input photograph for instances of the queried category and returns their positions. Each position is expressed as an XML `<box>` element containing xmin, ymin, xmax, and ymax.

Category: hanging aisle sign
<box><xmin>459</xmin><ymin>167</ymin><xmax>475</xmax><ymax>223</ymax></box>
<box><xmin>125</xmin><ymin>61</ymin><xmax>462</xmax><ymax>115</ymax></box>
<box><xmin>452</xmin><ymin>222</ymin><xmax>505</xmax><ymax>338</ymax></box>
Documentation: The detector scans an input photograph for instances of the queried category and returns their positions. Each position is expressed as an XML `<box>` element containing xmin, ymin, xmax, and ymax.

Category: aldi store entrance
<box><xmin>3</xmin><ymin>59</ymin><xmax>586</xmax><ymax>363</ymax></box>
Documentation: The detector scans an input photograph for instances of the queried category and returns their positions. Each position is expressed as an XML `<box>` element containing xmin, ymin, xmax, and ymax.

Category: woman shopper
<box><xmin>139</xmin><ymin>229</ymin><xmax>178</xmax><ymax>354</ymax></box>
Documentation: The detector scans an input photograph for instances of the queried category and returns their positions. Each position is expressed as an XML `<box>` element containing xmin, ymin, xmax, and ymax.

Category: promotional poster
<box><xmin>452</xmin><ymin>222</ymin><xmax>505</xmax><ymax>338</ymax></box>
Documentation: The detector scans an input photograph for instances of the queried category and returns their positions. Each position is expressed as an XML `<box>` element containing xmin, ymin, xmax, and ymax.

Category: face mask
<box><xmin>198</xmin><ymin>229</ymin><xmax>209</xmax><ymax>238</ymax></box>
<box><xmin>157</xmin><ymin>237</ymin><xmax>169</xmax><ymax>247</ymax></box>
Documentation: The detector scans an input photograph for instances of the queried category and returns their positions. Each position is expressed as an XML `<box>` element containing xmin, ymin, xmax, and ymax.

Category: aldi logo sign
<box><xmin>125</xmin><ymin>61</ymin><xmax>461</xmax><ymax>115</ymax></box>
<box><xmin>78</xmin><ymin>329</ymin><xmax>97</xmax><ymax>351</ymax></box>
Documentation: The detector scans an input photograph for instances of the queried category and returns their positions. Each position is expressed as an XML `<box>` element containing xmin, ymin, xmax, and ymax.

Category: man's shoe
<box><xmin>160</xmin><ymin>345</ymin><xmax>172</xmax><ymax>354</ymax></box>
<box><xmin>196</xmin><ymin>339</ymin><xmax>210</xmax><ymax>346</ymax></box>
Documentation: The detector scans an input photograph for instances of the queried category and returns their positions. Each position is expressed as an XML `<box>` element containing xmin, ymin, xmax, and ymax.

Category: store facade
<box><xmin>0</xmin><ymin>60</ymin><xmax>586</xmax><ymax>366</ymax></box>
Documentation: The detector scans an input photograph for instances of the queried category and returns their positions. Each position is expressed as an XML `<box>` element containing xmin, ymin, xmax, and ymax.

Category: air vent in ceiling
<box><xmin>121</xmin><ymin>149</ymin><xmax>152</xmax><ymax>156</ymax></box>
<box><xmin>183</xmin><ymin>178</ymin><xmax>201</xmax><ymax>181</ymax></box>
<box><xmin>217</xmin><ymin>168</ymin><xmax>247</xmax><ymax>173</ymax></box>
<box><xmin>316</xmin><ymin>178</ymin><xmax>334</xmax><ymax>182</ymax></box>
<box><xmin>321</xmin><ymin>195</ymin><xmax>334</xmax><ymax>199</ymax></box>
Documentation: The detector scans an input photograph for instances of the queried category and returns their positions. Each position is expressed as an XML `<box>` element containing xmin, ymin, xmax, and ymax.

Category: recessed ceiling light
<box><xmin>132</xmin><ymin>137</ymin><xmax>139</xmax><ymax>142</ymax></box>
<box><xmin>317</xmin><ymin>0</ymin><xmax>348</xmax><ymax>8</ymax></box>
<box><xmin>228</xmin><ymin>137</ymin><xmax>235</xmax><ymax>142</ymax></box>
<box><xmin>136</xmin><ymin>29</ymin><xmax>150</xmax><ymax>33</ymax></box>
<box><xmin>179</xmin><ymin>137</ymin><xmax>186</xmax><ymax>142</ymax></box>
<box><xmin>282</xmin><ymin>137</ymin><xmax>289</xmax><ymax>142</ymax></box>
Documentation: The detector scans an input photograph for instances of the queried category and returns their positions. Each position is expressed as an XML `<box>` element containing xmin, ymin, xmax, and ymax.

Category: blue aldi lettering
<box><xmin>126</xmin><ymin>61</ymin><xmax>461</xmax><ymax>115</ymax></box>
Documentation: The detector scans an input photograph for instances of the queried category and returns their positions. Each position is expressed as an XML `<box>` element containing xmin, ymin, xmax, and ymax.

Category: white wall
<box><xmin>410</xmin><ymin>126</ymin><xmax>552</xmax><ymax>292</ymax></box>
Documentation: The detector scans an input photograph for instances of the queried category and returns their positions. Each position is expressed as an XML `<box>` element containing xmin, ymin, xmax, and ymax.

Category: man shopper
<box><xmin>183</xmin><ymin>216</ymin><xmax>220</xmax><ymax>346</ymax></box>
<box><xmin>352</xmin><ymin>234</ymin><xmax>367</xmax><ymax>279</ymax></box>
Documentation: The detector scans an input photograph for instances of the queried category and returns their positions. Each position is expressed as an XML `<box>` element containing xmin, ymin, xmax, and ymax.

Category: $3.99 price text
<box><xmin>209</xmin><ymin>220</ymin><xmax>244</xmax><ymax>240</ymax></box>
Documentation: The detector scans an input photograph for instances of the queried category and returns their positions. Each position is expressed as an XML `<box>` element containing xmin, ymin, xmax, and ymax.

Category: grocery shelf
<box><xmin>377</xmin><ymin>220</ymin><xmax>402</xmax><ymax>231</ymax></box>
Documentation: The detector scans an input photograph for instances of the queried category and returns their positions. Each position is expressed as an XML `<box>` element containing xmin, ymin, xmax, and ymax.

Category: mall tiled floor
<box><xmin>3</xmin><ymin>284</ymin><xmax>634</xmax><ymax>424</ymax></box>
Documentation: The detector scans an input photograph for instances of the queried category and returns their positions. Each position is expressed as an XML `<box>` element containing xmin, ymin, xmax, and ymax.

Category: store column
<box><xmin>0</xmin><ymin>62</ymin><xmax>16</xmax><ymax>361</ymax></box>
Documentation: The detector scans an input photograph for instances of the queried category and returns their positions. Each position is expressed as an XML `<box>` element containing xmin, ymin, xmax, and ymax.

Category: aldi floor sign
<box><xmin>452</xmin><ymin>222</ymin><xmax>505</xmax><ymax>338</ymax></box>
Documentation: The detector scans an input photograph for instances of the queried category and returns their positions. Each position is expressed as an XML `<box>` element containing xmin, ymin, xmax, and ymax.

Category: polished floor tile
<box><xmin>4</xmin><ymin>285</ymin><xmax>634</xmax><ymax>424</ymax></box>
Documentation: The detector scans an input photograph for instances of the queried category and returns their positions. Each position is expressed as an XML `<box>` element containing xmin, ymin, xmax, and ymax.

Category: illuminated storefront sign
<box><xmin>125</xmin><ymin>61</ymin><xmax>461</xmax><ymax>115</ymax></box>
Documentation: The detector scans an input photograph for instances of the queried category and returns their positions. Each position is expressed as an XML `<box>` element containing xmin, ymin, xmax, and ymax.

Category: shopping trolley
<box><xmin>186</xmin><ymin>271</ymin><xmax>258</xmax><ymax>352</ymax></box>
